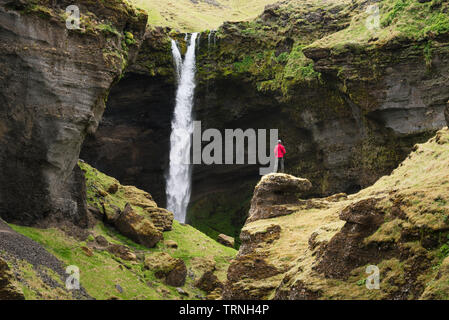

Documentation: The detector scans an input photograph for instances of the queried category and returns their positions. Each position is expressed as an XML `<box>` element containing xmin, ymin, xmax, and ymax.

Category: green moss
<box><xmin>233</xmin><ymin>56</ymin><xmax>254</xmax><ymax>73</ymax></box>
<box><xmin>95</xmin><ymin>23</ymin><xmax>120</xmax><ymax>36</ymax></box>
<box><xmin>5</xmin><ymin>162</ymin><xmax>237</xmax><ymax>300</ymax></box>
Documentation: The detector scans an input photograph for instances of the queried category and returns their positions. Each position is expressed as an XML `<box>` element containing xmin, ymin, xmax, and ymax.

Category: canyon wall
<box><xmin>0</xmin><ymin>0</ymin><xmax>147</xmax><ymax>226</ymax></box>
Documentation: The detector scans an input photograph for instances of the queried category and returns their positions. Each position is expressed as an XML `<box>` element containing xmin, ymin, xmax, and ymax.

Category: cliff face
<box><xmin>0</xmin><ymin>0</ymin><xmax>147</xmax><ymax>226</ymax></box>
<box><xmin>81</xmin><ymin>28</ymin><xmax>175</xmax><ymax>206</ymax></box>
<box><xmin>81</xmin><ymin>0</ymin><xmax>449</xmax><ymax>242</ymax></box>
<box><xmin>224</xmin><ymin>128</ymin><xmax>449</xmax><ymax>300</ymax></box>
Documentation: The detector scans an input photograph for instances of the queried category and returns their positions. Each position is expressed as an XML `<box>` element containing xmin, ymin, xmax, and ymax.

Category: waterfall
<box><xmin>208</xmin><ymin>30</ymin><xmax>216</xmax><ymax>50</ymax></box>
<box><xmin>166</xmin><ymin>33</ymin><xmax>198</xmax><ymax>223</ymax></box>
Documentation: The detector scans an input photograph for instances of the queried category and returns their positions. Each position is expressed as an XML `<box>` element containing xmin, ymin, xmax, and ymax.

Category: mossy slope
<box><xmin>10</xmin><ymin>162</ymin><xmax>236</xmax><ymax>300</ymax></box>
<box><xmin>226</xmin><ymin>128</ymin><xmax>449</xmax><ymax>299</ymax></box>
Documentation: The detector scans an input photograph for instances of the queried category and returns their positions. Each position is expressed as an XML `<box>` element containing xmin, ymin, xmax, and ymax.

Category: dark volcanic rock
<box><xmin>81</xmin><ymin>28</ymin><xmax>176</xmax><ymax>207</ymax></box>
<box><xmin>0</xmin><ymin>0</ymin><xmax>147</xmax><ymax>226</ymax></box>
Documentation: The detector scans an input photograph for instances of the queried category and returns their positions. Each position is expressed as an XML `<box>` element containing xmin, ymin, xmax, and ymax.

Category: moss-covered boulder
<box><xmin>115</xmin><ymin>204</ymin><xmax>163</xmax><ymax>248</ymax></box>
<box><xmin>144</xmin><ymin>252</ymin><xmax>187</xmax><ymax>287</ymax></box>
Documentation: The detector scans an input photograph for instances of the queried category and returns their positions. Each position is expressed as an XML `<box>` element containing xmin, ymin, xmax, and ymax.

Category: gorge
<box><xmin>82</xmin><ymin>0</ymin><xmax>449</xmax><ymax>244</ymax></box>
<box><xmin>1</xmin><ymin>0</ymin><xmax>449</xmax><ymax>301</ymax></box>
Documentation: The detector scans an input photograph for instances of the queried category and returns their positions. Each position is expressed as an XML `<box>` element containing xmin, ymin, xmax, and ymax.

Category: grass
<box><xmin>308</xmin><ymin>0</ymin><xmax>449</xmax><ymax>51</ymax></box>
<box><xmin>130</xmin><ymin>0</ymin><xmax>280</xmax><ymax>32</ymax></box>
<box><xmin>9</xmin><ymin>162</ymin><xmax>237</xmax><ymax>300</ymax></box>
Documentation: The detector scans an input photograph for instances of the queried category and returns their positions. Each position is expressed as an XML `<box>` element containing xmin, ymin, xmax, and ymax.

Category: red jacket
<box><xmin>274</xmin><ymin>144</ymin><xmax>286</xmax><ymax>158</ymax></box>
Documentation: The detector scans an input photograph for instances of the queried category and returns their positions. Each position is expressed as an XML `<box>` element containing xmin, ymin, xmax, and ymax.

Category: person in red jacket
<box><xmin>274</xmin><ymin>139</ymin><xmax>286</xmax><ymax>173</ymax></box>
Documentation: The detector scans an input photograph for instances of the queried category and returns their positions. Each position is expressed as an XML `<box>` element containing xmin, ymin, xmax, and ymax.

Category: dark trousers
<box><xmin>276</xmin><ymin>157</ymin><xmax>284</xmax><ymax>173</ymax></box>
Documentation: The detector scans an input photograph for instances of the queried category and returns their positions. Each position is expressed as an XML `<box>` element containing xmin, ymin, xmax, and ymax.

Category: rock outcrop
<box><xmin>144</xmin><ymin>252</ymin><xmax>187</xmax><ymax>287</ymax></box>
<box><xmin>225</xmin><ymin>128</ymin><xmax>449</xmax><ymax>300</ymax></box>
<box><xmin>0</xmin><ymin>0</ymin><xmax>147</xmax><ymax>226</ymax></box>
<box><xmin>114</xmin><ymin>203</ymin><xmax>163</xmax><ymax>248</ymax></box>
<box><xmin>223</xmin><ymin>173</ymin><xmax>307</xmax><ymax>299</ymax></box>
<box><xmin>217</xmin><ymin>234</ymin><xmax>235</xmax><ymax>248</ymax></box>
<box><xmin>248</xmin><ymin>173</ymin><xmax>312</xmax><ymax>222</ymax></box>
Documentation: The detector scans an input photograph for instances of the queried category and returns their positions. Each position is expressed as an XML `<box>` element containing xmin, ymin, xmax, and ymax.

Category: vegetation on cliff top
<box><xmin>9</xmin><ymin>0</ymin><xmax>148</xmax><ymax>73</ymax></box>
<box><xmin>307</xmin><ymin>0</ymin><xmax>449</xmax><ymax>51</ymax></box>
<box><xmin>130</xmin><ymin>0</ymin><xmax>280</xmax><ymax>32</ymax></box>
<box><xmin>10</xmin><ymin>162</ymin><xmax>236</xmax><ymax>300</ymax></box>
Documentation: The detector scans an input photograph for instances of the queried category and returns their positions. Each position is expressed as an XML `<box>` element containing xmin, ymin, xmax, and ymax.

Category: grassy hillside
<box><xmin>130</xmin><ymin>0</ymin><xmax>280</xmax><ymax>31</ymax></box>
<box><xmin>10</xmin><ymin>162</ymin><xmax>236</xmax><ymax>300</ymax></box>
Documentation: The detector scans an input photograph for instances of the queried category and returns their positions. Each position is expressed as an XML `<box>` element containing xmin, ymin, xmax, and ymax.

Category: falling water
<box><xmin>208</xmin><ymin>30</ymin><xmax>216</xmax><ymax>50</ymax></box>
<box><xmin>166</xmin><ymin>33</ymin><xmax>198</xmax><ymax>223</ymax></box>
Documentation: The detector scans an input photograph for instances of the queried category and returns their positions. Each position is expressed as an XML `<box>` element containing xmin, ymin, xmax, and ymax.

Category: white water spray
<box><xmin>166</xmin><ymin>33</ymin><xmax>198</xmax><ymax>223</ymax></box>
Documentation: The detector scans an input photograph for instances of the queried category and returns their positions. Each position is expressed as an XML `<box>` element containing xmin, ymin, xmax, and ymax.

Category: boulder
<box><xmin>81</xmin><ymin>246</ymin><xmax>94</xmax><ymax>257</ymax></box>
<box><xmin>95</xmin><ymin>235</ymin><xmax>109</xmax><ymax>247</ymax></box>
<box><xmin>107</xmin><ymin>244</ymin><xmax>137</xmax><ymax>261</ymax></box>
<box><xmin>194</xmin><ymin>271</ymin><xmax>223</xmax><ymax>293</ymax></box>
<box><xmin>144</xmin><ymin>252</ymin><xmax>187</xmax><ymax>287</ymax></box>
<box><xmin>102</xmin><ymin>203</ymin><xmax>121</xmax><ymax>224</ymax></box>
<box><xmin>120</xmin><ymin>186</ymin><xmax>174</xmax><ymax>231</ymax></box>
<box><xmin>164</xmin><ymin>240</ymin><xmax>178</xmax><ymax>249</ymax></box>
<box><xmin>107</xmin><ymin>183</ymin><xmax>119</xmax><ymax>194</ymax></box>
<box><xmin>114</xmin><ymin>204</ymin><xmax>163</xmax><ymax>248</ymax></box>
<box><xmin>146</xmin><ymin>207</ymin><xmax>174</xmax><ymax>232</ymax></box>
<box><xmin>217</xmin><ymin>234</ymin><xmax>235</xmax><ymax>248</ymax></box>
<box><xmin>248</xmin><ymin>173</ymin><xmax>312</xmax><ymax>222</ymax></box>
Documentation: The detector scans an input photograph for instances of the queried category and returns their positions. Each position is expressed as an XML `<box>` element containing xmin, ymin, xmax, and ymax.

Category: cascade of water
<box><xmin>171</xmin><ymin>39</ymin><xmax>182</xmax><ymax>80</ymax></box>
<box><xmin>208</xmin><ymin>30</ymin><xmax>215</xmax><ymax>50</ymax></box>
<box><xmin>196</xmin><ymin>32</ymin><xmax>201</xmax><ymax>51</ymax></box>
<box><xmin>166</xmin><ymin>33</ymin><xmax>198</xmax><ymax>223</ymax></box>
